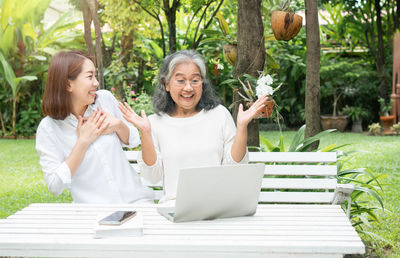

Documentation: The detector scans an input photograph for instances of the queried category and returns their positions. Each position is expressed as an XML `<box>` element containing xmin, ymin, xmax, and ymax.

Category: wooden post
<box><xmin>391</xmin><ymin>32</ymin><xmax>400</xmax><ymax>123</ymax></box>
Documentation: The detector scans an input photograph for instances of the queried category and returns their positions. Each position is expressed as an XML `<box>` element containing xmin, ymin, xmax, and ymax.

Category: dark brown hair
<box><xmin>42</xmin><ymin>50</ymin><xmax>94</xmax><ymax>119</ymax></box>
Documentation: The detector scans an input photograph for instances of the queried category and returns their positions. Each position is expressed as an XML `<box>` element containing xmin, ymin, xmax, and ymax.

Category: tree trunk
<box><xmin>88</xmin><ymin>0</ymin><xmax>104</xmax><ymax>89</ymax></box>
<box><xmin>80</xmin><ymin>0</ymin><xmax>104</xmax><ymax>89</ymax></box>
<box><xmin>233</xmin><ymin>0</ymin><xmax>265</xmax><ymax>148</ymax></box>
<box><xmin>163</xmin><ymin>0</ymin><xmax>180</xmax><ymax>53</ymax></box>
<box><xmin>375</xmin><ymin>0</ymin><xmax>388</xmax><ymax>100</ymax></box>
<box><xmin>80</xmin><ymin>0</ymin><xmax>95</xmax><ymax>58</ymax></box>
<box><xmin>305</xmin><ymin>0</ymin><xmax>321</xmax><ymax>150</ymax></box>
<box><xmin>396</xmin><ymin>0</ymin><xmax>400</xmax><ymax>30</ymax></box>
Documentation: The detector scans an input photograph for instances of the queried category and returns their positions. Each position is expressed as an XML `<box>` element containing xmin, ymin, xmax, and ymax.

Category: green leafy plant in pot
<box><xmin>342</xmin><ymin>105</ymin><xmax>369</xmax><ymax>133</ymax></box>
<box><xmin>378</xmin><ymin>97</ymin><xmax>395</xmax><ymax>135</ymax></box>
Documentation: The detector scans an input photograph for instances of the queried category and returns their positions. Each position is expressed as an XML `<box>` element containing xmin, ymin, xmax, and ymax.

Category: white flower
<box><xmin>217</xmin><ymin>63</ymin><xmax>224</xmax><ymax>70</ymax></box>
<box><xmin>256</xmin><ymin>74</ymin><xmax>274</xmax><ymax>98</ymax></box>
<box><xmin>257</xmin><ymin>74</ymin><xmax>273</xmax><ymax>87</ymax></box>
<box><xmin>256</xmin><ymin>84</ymin><xmax>274</xmax><ymax>98</ymax></box>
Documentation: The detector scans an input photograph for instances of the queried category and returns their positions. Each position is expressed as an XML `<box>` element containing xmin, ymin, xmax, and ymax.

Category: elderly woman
<box><xmin>119</xmin><ymin>50</ymin><xmax>267</xmax><ymax>204</ymax></box>
<box><xmin>36</xmin><ymin>50</ymin><xmax>154</xmax><ymax>203</ymax></box>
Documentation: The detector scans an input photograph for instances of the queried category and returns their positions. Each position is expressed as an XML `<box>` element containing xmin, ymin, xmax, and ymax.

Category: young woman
<box><xmin>119</xmin><ymin>50</ymin><xmax>268</xmax><ymax>204</ymax></box>
<box><xmin>36</xmin><ymin>50</ymin><xmax>154</xmax><ymax>203</ymax></box>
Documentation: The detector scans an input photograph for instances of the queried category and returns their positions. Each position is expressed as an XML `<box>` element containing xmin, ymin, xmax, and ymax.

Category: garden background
<box><xmin>0</xmin><ymin>0</ymin><xmax>399</xmax><ymax>257</ymax></box>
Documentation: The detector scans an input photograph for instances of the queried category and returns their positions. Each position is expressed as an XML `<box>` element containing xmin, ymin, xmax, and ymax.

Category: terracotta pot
<box><xmin>271</xmin><ymin>11</ymin><xmax>303</xmax><ymax>41</ymax></box>
<box><xmin>320</xmin><ymin>115</ymin><xmax>348</xmax><ymax>132</ymax></box>
<box><xmin>223</xmin><ymin>44</ymin><xmax>237</xmax><ymax>65</ymax></box>
<box><xmin>246</xmin><ymin>99</ymin><xmax>275</xmax><ymax>118</ymax></box>
<box><xmin>380</xmin><ymin>115</ymin><xmax>395</xmax><ymax>135</ymax></box>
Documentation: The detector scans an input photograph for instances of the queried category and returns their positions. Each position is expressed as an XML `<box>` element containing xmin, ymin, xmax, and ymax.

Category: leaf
<box><xmin>31</xmin><ymin>55</ymin><xmax>47</xmax><ymax>61</ymax></box>
<box><xmin>320</xmin><ymin>143</ymin><xmax>350</xmax><ymax>152</ymax></box>
<box><xmin>264</xmin><ymin>34</ymin><xmax>276</xmax><ymax>41</ymax></box>
<box><xmin>23</xmin><ymin>22</ymin><xmax>37</xmax><ymax>41</ymax></box>
<box><xmin>298</xmin><ymin>129</ymin><xmax>336</xmax><ymax>152</ymax></box>
<box><xmin>37</xmin><ymin>11</ymin><xmax>74</xmax><ymax>47</ymax></box>
<box><xmin>259</xmin><ymin>135</ymin><xmax>278</xmax><ymax>152</ymax></box>
<box><xmin>0</xmin><ymin>50</ymin><xmax>16</xmax><ymax>95</ymax></box>
<box><xmin>288</xmin><ymin>124</ymin><xmax>305</xmax><ymax>152</ymax></box>
<box><xmin>353</xmin><ymin>185</ymin><xmax>384</xmax><ymax>209</ymax></box>
<box><xmin>1</xmin><ymin>0</ymin><xmax>13</xmax><ymax>29</ymax></box>
<box><xmin>147</xmin><ymin>40</ymin><xmax>163</xmax><ymax>59</ymax></box>
<box><xmin>266</xmin><ymin>51</ymin><xmax>280</xmax><ymax>70</ymax></box>
<box><xmin>278</xmin><ymin>135</ymin><xmax>284</xmax><ymax>152</ymax></box>
<box><xmin>220</xmin><ymin>79</ymin><xmax>238</xmax><ymax>85</ymax></box>
<box><xmin>202</xmin><ymin>29</ymin><xmax>222</xmax><ymax>37</ymax></box>
<box><xmin>216</xmin><ymin>13</ymin><xmax>229</xmax><ymax>36</ymax></box>
<box><xmin>199</xmin><ymin>37</ymin><xmax>226</xmax><ymax>45</ymax></box>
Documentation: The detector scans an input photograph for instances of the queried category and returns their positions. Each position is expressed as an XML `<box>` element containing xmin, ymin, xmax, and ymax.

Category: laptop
<box><xmin>157</xmin><ymin>163</ymin><xmax>265</xmax><ymax>223</ymax></box>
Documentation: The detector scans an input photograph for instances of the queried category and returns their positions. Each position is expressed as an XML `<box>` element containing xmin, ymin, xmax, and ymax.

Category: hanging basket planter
<box><xmin>271</xmin><ymin>11</ymin><xmax>303</xmax><ymax>41</ymax></box>
<box><xmin>246</xmin><ymin>98</ymin><xmax>275</xmax><ymax>118</ymax></box>
<box><xmin>223</xmin><ymin>43</ymin><xmax>237</xmax><ymax>66</ymax></box>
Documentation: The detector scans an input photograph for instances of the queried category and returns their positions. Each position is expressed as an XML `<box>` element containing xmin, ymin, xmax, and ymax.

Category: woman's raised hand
<box><xmin>77</xmin><ymin>109</ymin><xmax>109</xmax><ymax>146</ymax></box>
<box><xmin>236</xmin><ymin>94</ymin><xmax>269</xmax><ymax>128</ymax></box>
<box><xmin>118</xmin><ymin>102</ymin><xmax>151</xmax><ymax>133</ymax></box>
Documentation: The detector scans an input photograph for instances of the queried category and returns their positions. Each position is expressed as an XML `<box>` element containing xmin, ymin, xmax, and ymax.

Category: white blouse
<box><xmin>138</xmin><ymin>105</ymin><xmax>249</xmax><ymax>203</ymax></box>
<box><xmin>36</xmin><ymin>90</ymin><xmax>154</xmax><ymax>203</ymax></box>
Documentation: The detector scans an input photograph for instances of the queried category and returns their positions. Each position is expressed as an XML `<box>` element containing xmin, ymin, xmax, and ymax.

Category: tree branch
<box><xmin>193</xmin><ymin>0</ymin><xmax>224</xmax><ymax>49</ymax></box>
<box><xmin>183</xmin><ymin>6</ymin><xmax>203</xmax><ymax>46</ymax></box>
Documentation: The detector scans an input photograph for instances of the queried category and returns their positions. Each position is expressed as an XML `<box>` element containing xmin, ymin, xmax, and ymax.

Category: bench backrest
<box><xmin>125</xmin><ymin>151</ymin><xmax>338</xmax><ymax>204</ymax></box>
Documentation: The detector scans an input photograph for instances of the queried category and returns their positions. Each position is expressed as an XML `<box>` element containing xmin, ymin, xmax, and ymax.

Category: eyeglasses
<box><xmin>173</xmin><ymin>79</ymin><xmax>203</xmax><ymax>87</ymax></box>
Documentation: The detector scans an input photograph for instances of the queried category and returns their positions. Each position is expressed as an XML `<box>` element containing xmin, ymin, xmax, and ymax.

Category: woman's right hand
<box><xmin>118</xmin><ymin>102</ymin><xmax>151</xmax><ymax>133</ymax></box>
<box><xmin>77</xmin><ymin>109</ymin><xmax>109</xmax><ymax>146</ymax></box>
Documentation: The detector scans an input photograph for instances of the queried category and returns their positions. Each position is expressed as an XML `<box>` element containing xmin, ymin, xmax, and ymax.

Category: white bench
<box><xmin>125</xmin><ymin>151</ymin><xmax>354</xmax><ymax>217</ymax></box>
<box><xmin>0</xmin><ymin>151</ymin><xmax>364</xmax><ymax>257</ymax></box>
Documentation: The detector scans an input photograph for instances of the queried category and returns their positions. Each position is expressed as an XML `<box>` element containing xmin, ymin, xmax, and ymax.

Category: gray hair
<box><xmin>153</xmin><ymin>50</ymin><xmax>220</xmax><ymax>115</ymax></box>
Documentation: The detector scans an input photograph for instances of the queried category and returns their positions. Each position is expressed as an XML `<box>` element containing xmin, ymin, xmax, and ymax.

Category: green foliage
<box><xmin>342</xmin><ymin>105</ymin><xmax>369</xmax><ymax>122</ymax></box>
<box><xmin>336</xmin><ymin>152</ymin><xmax>385</xmax><ymax>233</ymax></box>
<box><xmin>368</xmin><ymin>123</ymin><xmax>381</xmax><ymax>136</ymax></box>
<box><xmin>390</xmin><ymin>122</ymin><xmax>400</xmax><ymax>135</ymax></box>
<box><xmin>16</xmin><ymin>94</ymin><xmax>42</xmax><ymax>136</ymax></box>
<box><xmin>320</xmin><ymin>58</ymin><xmax>378</xmax><ymax>117</ymax></box>
<box><xmin>378</xmin><ymin>97</ymin><xmax>394</xmax><ymax>116</ymax></box>
<box><xmin>130</xmin><ymin>92</ymin><xmax>154</xmax><ymax>116</ymax></box>
<box><xmin>0</xmin><ymin>0</ymin><xmax>85</xmax><ymax>137</ymax></box>
<box><xmin>257</xmin><ymin>124</ymin><xmax>342</xmax><ymax>152</ymax></box>
<box><xmin>267</xmin><ymin>29</ymin><xmax>307</xmax><ymax>126</ymax></box>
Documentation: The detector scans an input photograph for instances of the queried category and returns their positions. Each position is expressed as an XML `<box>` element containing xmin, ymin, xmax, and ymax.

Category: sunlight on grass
<box><xmin>0</xmin><ymin>139</ymin><xmax>72</xmax><ymax>218</ymax></box>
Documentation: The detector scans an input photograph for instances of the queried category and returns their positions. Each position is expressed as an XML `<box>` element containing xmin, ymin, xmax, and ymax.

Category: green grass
<box><xmin>0</xmin><ymin>139</ymin><xmax>72</xmax><ymax>218</ymax></box>
<box><xmin>1</xmin><ymin>133</ymin><xmax>400</xmax><ymax>257</ymax></box>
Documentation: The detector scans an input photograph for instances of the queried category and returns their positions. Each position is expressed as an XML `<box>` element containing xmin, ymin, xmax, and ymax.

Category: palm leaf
<box><xmin>288</xmin><ymin>124</ymin><xmax>305</xmax><ymax>151</ymax></box>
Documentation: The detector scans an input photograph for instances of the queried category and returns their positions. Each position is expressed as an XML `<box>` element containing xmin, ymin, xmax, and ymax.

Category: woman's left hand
<box><xmin>236</xmin><ymin>95</ymin><xmax>269</xmax><ymax>128</ymax></box>
<box><xmin>97</xmin><ymin>108</ymin><xmax>121</xmax><ymax>135</ymax></box>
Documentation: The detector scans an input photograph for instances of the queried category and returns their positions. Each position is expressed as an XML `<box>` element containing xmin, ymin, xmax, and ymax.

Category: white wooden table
<box><xmin>0</xmin><ymin>203</ymin><xmax>365</xmax><ymax>257</ymax></box>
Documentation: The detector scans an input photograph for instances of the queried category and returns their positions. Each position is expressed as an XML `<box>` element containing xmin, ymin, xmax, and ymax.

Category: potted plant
<box><xmin>391</xmin><ymin>122</ymin><xmax>400</xmax><ymax>135</ymax></box>
<box><xmin>378</xmin><ymin>97</ymin><xmax>395</xmax><ymax>135</ymax></box>
<box><xmin>202</xmin><ymin>13</ymin><xmax>237</xmax><ymax>65</ymax></box>
<box><xmin>368</xmin><ymin>123</ymin><xmax>381</xmax><ymax>136</ymax></box>
<box><xmin>320</xmin><ymin>60</ymin><xmax>358</xmax><ymax>132</ymax></box>
<box><xmin>342</xmin><ymin>105</ymin><xmax>368</xmax><ymax>133</ymax></box>
<box><xmin>223</xmin><ymin>72</ymin><xmax>282</xmax><ymax>118</ymax></box>
<box><xmin>270</xmin><ymin>0</ymin><xmax>303</xmax><ymax>41</ymax></box>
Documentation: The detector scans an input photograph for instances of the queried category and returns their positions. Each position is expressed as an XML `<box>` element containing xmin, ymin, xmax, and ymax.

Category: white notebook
<box><xmin>93</xmin><ymin>212</ymin><xmax>143</xmax><ymax>238</ymax></box>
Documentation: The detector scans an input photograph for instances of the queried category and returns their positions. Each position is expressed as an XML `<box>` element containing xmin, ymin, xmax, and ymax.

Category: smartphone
<box><xmin>98</xmin><ymin>210</ymin><xmax>137</xmax><ymax>225</ymax></box>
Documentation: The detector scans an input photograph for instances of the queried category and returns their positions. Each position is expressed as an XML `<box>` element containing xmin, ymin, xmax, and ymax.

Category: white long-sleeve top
<box><xmin>36</xmin><ymin>90</ymin><xmax>154</xmax><ymax>203</ymax></box>
<box><xmin>138</xmin><ymin>104</ymin><xmax>249</xmax><ymax>203</ymax></box>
